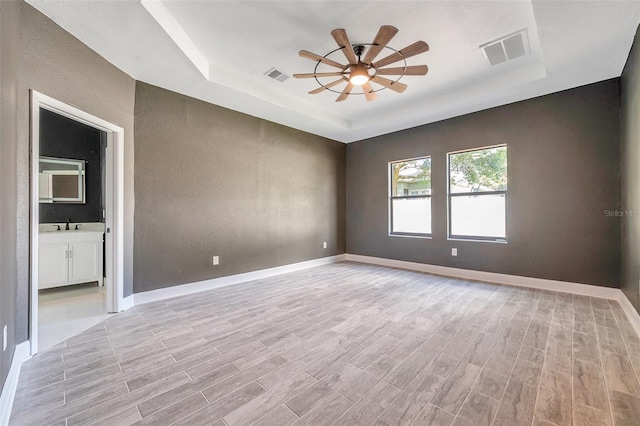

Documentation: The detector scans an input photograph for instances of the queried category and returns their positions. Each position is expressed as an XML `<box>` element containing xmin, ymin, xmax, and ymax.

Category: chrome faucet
<box><xmin>65</xmin><ymin>219</ymin><xmax>71</xmax><ymax>231</ymax></box>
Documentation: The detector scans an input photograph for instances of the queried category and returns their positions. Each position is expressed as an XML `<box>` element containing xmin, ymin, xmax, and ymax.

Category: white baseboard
<box><xmin>122</xmin><ymin>295</ymin><xmax>135</xmax><ymax>311</ymax></box>
<box><xmin>346</xmin><ymin>254</ymin><xmax>640</xmax><ymax>338</ymax></box>
<box><xmin>617</xmin><ymin>291</ymin><xmax>640</xmax><ymax>340</ymax></box>
<box><xmin>133</xmin><ymin>254</ymin><xmax>347</xmax><ymax>306</ymax></box>
<box><xmin>1</xmin><ymin>341</ymin><xmax>31</xmax><ymax>426</ymax></box>
<box><xmin>345</xmin><ymin>254</ymin><xmax>621</xmax><ymax>299</ymax></box>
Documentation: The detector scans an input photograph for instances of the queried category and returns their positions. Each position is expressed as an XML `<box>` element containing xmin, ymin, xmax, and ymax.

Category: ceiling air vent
<box><xmin>264</xmin><ymin>67</ymin><xmax>290</xmax><ymax>82</ymax></box>
<box><xmin>480</xmin><ymin>29</ymin><xmax>529</xmax><ymax>66</ymax></box>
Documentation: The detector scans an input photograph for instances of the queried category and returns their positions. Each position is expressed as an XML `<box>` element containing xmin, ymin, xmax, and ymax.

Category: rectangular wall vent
<box><xmin>264</xmin><ymin>67</ymin><xmax>290</xmax><ymax>82</ymax></box>
<box><xmin>480</xmin><ymin>29</ymin><xmax>530</xmax><ymax>66</ymax></box>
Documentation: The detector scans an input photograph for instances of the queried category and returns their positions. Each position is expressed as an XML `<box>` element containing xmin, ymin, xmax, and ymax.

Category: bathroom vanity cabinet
<box><xmin>39</xmin><ymin>231</ymin><xmax>104</xmax><ymax>289</ymax></box>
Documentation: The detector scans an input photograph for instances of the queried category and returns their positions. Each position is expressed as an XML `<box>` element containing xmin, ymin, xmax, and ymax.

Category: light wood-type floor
<box><xmin>10</xmin><ymin>262</ymin><xmax>640</xmax><ymax>426</ymax></box>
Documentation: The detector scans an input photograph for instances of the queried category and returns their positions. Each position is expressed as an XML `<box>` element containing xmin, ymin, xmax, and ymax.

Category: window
<box><xmin>448</xmin><ymin>145</ymin><xmax>507</xmax><ymax>241</ymax></box>
<box><xmin>390</xmin><ymin>157</ymin><xmax>431</xmax><ymax>236</ymax></box>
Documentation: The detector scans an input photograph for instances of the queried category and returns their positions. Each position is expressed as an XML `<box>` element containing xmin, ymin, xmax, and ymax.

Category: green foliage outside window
<box><xmin>449</xmin><ymin>146</ymin><xmax>507</xmax><ymax>193</ymax></box>
<box><xmin>391</xmin><ymin>158</ymin><xmax>431</xmax><ymax>196</ymax></box>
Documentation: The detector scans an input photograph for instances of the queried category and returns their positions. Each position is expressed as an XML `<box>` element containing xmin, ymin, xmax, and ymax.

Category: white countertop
<box><xmin>39</xmin><ymin>222</ymin><xmax>106</xmax><ymax>233</ymax></box>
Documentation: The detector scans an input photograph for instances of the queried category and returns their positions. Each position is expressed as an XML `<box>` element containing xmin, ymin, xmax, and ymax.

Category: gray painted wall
<box><xmin>5</xmin><ymin>0</ymin><xmax>136</xmax><ymax>356</ymax></box>
<box><xmin>133</xmin><ymin>82</ymin><xmax>346</xmax><ymax>292</ymax></box>
<box><xmin>621</xmin><ymin>26</ymin><xmax>640</xmax><ymax>313</ymax></box>
<box><xmin>18</xmin><ymin>2</ymin><xmax>136</xmax><ymax>301</ymax></box>
<box><xmin>347</xmin><ymin>80</ymin><xmax>621</xmax><ymax>288</ymax></box>
<box><xmin>0</xmin><ymin>0</ymin><xmax>21</xmax><ymax>391</ymax></box>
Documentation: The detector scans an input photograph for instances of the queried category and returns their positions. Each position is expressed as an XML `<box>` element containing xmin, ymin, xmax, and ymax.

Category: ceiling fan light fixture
<box><xmin>349</xmin><ymin>64</ymin><xmax>370</xmax><ymax>86</ymax></box>
<box><xmin>294</xmin><ymin>25</ymin><xmax>428</xmax><ymax>102</ymax></box>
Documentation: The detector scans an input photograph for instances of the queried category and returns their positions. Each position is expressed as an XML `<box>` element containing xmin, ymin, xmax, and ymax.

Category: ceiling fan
<box><xmin>293</xmin><ymin>25</ymin><xmax>429</xmax><ymax>102</ymax></box>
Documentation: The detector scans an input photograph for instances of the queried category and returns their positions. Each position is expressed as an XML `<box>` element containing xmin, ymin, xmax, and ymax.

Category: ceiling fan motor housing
<box><xmin>349</xmin><ymin>62</ymin><xmax>372</xmax><ymax>86</ymax></box>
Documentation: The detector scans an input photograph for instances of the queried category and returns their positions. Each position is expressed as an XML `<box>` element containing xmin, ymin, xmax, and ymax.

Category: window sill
<box><xmin>389</xmin><ymin>233</ymin><xmax>432</xmax><ymax>239</ymax></box>
<box><xmin>447</xmin><ymin>237</ymin><xmax>507</xmax><ymax>244</ymax></box>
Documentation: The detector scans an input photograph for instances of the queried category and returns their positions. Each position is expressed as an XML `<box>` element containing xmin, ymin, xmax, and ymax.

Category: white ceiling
<box><xmin>27</xmin><ymin>0</ymin><xmax>640</xmax><ymax>143</ymax></box>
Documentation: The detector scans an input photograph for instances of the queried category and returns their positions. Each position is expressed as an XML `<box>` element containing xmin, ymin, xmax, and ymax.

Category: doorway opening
<box><xmin>30</xmin><ymin>91</ymin><xmax>125</xmax><ymax>355</ymax></box>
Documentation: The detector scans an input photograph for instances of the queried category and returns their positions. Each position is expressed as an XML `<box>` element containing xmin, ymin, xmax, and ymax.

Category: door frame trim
<box><xmin>29</xmin><ymin>90</ymin><xmax>125</xmax><ymax>355</ymax></box>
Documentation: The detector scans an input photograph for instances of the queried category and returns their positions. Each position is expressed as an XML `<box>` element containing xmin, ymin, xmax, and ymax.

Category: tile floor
<box><xmin>38</xmin><ymin>281</ymin><xmax>109</xmax><ymax>351</ymax></box>
<box><xmin>10</xmin><ymin>262</ymin><xmax>640</xmax><ymax>426</ymax></box>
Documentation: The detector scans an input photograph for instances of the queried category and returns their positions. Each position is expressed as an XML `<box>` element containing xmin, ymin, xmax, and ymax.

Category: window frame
<box><xmin>447</xmin><ymin>145</ymin><xmax>507</xmax><ymax>242</ymax></box>
<box><xmin>389</xmin><ymin>155</ymin><xmax>432</xmax><ymax>238</ymax></box>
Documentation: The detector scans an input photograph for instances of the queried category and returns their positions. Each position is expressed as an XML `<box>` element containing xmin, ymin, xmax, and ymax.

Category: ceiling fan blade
<box><xmin>371</xmin><ymin>76</ymin><xmax>407</xmax><ymax>93</ymax></box>
<box><xmin>299</xmin><ymin>50</ymin><xmax>346</xmax><ymax>69</ymax></box>
<box><xmin>376</xmin><ymin>65</ymin><xmax>429</xmax><ymax>76</ymax></box>
<box><xmin>362</xmin><ymin>82</ymin><xmax>377</xmax><ymax>102</ymax></box>
<box><xmin>363</xmin><ymin>25</ymin><xmax>398</xmax><ymax>64</ymax></box>
<box><xmin>308</xmin><ymin>78</ymin><xmax>345</xmax><ymax>94</ymax></box>
<box><xmin>336</xmin><ymin>82</ymin><xmax>354</xmax><ymax>102</ymax></box>
<box><xmin>331</xmin><ymin>29</ymin><xmax>358</xmax><ymax>64</ymax></box>
<box><xmin>372</xmin><ymin>41</ymin><xmax>429</xmax><ymax>69</ymax></box>
<box><xmin>293</xmin><ymin>72</ymin><xmax>345</xmax><ymax>79</ymax></box>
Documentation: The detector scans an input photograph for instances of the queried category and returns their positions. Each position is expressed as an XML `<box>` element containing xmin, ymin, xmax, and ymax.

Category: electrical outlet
<box><xmin>451</xmin><ymin>248</ymin><xmax>458</xmax><ymax>256</ymax></box>
<box><xmin>323</xmin><ymin>242</ymin><xmax>327</xmax><ymax>249</ymax></box>
<box><xmin>212</xmin><ymin>256</ymin><xmax>219</xmax><ymax>266</ymax></box>
<box><xmin>3</xmin><ymin>325</ymin><xmax>7</xmax><ymax>351</ymax></box>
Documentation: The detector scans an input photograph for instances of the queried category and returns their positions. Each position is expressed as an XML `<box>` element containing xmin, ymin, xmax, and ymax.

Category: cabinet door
<box><xmin>68</xmin><ymin>241</ymin><xmax>101</xmax><ymax>283</ymax></box>
<box><xmin>39</xmin><ymin>243</ymin><xmax>68</xmax><ymax>288</ymax></box>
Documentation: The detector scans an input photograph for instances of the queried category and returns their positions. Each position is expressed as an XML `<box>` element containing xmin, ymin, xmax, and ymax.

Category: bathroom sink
<box><xmin>40</xmin><ymin>229</ymin><xmax>101</xmax><ymax>234</ymax></box>
<box><xmin>39</xmin><ymin>223</ymin><xmax>106</xmax><ymax>233</ymax></box>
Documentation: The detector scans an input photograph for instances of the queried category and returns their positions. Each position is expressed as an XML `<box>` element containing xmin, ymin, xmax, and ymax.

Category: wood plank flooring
<box><xmin>10</xmin><ymin>262</ymin><xmax>640</xmax><ymax>426</ymax></box>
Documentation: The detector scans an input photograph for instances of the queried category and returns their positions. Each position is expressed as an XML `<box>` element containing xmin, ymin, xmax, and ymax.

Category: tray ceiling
<box><xmin>27</xmin><ymin>1</ymin><xmax>640</xmax><ymax>143</ymax></box>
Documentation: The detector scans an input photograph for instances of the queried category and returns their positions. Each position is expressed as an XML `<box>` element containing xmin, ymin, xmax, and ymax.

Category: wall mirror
<box><xmin>39</xmin><ymin>157</ymin><xmax>85</xmax><ymax>204</ymax></box>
